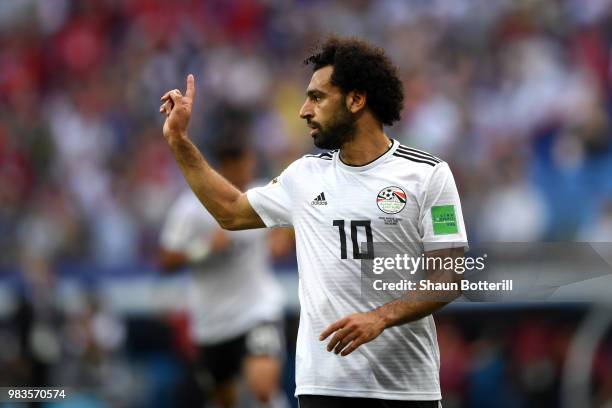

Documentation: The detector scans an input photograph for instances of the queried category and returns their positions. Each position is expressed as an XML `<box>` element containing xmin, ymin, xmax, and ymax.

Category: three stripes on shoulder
<box><xmin>306</xmin><ymin>146</ymin><xmax>441</xmax><ymax>166</ymax></box>
<box><xmin>305</xmin><ymin>151</ymin><xmax>336</xmax><ymax>161</ymax></box>
<box><xmin>393</xmin><ymin>145</ymin><xmax>441</xmax><ymax>166</ymax></box>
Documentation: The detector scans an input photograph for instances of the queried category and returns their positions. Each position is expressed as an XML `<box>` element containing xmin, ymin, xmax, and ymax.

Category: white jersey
<box><xmin>160</xmin><ymin>190</ymin><xmax>285</xmax><ymax>345</ymax></box>
<box><xmin>247</xmin><ymin>139</ymin><xmax>467</xmax><ymax>400</ymax></box>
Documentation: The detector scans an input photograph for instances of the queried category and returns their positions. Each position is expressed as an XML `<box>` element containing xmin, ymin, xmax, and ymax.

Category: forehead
<box><xmin>306</xmin><ymin>65</ymin><xmax>336</xmax><ymax>93</ymax></box>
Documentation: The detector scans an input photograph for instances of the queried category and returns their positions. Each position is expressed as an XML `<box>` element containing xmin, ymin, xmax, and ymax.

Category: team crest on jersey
<box><xmin>377</xmin><ymin>186</ymin><xmax>407</xmax><ymax>214</ymax></box>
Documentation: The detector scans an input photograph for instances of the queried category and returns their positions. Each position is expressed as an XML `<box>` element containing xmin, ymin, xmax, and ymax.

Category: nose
<box><xmin>299</xmin><ymin>99</ymin><xmax>313</xmax><ymax>120</ymax></box>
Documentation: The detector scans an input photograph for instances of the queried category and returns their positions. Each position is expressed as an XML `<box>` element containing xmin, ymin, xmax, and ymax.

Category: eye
<box><xmin>310</xmin><ymin>93</ymin><xmax>323</xmax><ymax>102</ymax></box>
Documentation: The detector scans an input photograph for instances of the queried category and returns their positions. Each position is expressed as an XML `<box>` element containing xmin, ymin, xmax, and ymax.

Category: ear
<box><xmin>345</xmin><ymin>90</ymin><xmax>366</xmax><ymax>114</ymax></box>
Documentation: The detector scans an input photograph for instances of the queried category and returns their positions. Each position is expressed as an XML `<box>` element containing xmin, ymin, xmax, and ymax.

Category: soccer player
<box><xmin>160</xmin><ymin>37</ymin><xmax>468</xmax><ymax>408</ymax></box>
<box><xmin>159</xmin><ymin>143</ymin><xmax>288</xmax><ymax>408</ymax></box>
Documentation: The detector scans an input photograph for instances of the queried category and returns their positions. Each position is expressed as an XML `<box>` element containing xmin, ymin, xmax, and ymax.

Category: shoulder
<box><xmin>303</xmin><ymin>150</ymin><xmax>337</xmax><ymax>161</ymax></box>
<box><xmin>391</xmin><ymin>144</ymin><xmax>444</xmax><ymax>167</ymax></box>
<box><xmin>386</xmin><ymin>145</ymin><xmax>457</xmax><ymax>192</ymax></box>
<box><xmin>388</xmin><ymin>144</ymin><xmax>446</xmax><ymax>176</ymax></box>
<box><xmin>299</xmin><ymin>150</ymin><xmax>337</xmax><ymax>170</ymax></box>
<box><xmin>287</xmin><ymin>150</ymin><xmax>337</xmax><ymax>172</ymax></box>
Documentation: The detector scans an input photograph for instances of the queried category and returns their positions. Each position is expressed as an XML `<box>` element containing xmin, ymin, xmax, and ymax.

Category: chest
<box><xmin>292</xmin><ymin>166</ymin><xmax>424</xmax><ymax>249</ymax></box>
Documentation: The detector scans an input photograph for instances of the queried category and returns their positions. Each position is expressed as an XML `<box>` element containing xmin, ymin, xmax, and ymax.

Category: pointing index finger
<box><xmin>185</xmin><ymin>74</ymin><xmax>195</xmax><ymax>100</ymax></box>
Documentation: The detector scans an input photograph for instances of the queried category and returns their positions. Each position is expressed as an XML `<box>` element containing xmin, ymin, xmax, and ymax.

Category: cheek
<box><xmin>315</xmin><ymin>103</ymin><xmax>330</xmax><ymax>122</ymax></box>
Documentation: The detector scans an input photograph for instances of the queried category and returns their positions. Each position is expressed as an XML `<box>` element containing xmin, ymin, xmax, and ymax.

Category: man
<box><xmin>159</xmin><ymin>143</ymin><xmax>288</xmax><ymax>408</ymax></box>
<box><xmin>159</xmin><ymin>37</ymin><xmax>468</xmax><ymax>408</ymax></box>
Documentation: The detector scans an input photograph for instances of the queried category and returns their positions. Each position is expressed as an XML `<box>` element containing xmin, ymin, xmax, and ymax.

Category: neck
<box><xmin>339</xmin><ymin>120</ymin><xmax>391</xmax><ymax>166</ymax></box>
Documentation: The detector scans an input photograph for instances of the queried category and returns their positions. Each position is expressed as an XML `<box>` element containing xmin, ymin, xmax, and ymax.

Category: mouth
<box><xmin>307</xmin><ymin>122</ymin><xmax>320</xmax><ymax>137</ymax></box>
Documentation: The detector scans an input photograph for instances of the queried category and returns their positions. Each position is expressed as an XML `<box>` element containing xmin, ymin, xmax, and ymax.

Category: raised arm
<box><xmin>159</xmin><ymin>74</ymin><xmax>264</xmax><ymax>230</ymax></box>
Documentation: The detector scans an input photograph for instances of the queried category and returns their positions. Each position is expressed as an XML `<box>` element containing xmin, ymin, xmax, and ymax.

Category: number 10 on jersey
<box><xmin>332</xmin><ymin>220</ymin><xmax>374</xmax><ymax>260</ymax></box>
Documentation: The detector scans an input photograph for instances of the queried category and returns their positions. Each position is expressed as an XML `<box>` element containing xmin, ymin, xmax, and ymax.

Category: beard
<box><xmin>310</xmin><ymin>103</ymin><xmax>357</xmax><ymax>150</ymax></box>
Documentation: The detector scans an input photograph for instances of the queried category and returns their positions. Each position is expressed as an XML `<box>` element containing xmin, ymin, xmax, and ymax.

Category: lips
<box><xmin>307</xmin><ymin>122</ymin><xmax>320</xmax><ymax>137</ymax></box>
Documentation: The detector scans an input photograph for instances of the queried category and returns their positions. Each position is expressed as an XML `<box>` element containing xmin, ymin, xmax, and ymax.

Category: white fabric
<box><xmin>160</xmin><ymin>190</ymin><xmax>285</xmax><ymax>344</ymax></box>
<box><xmin>247</xmin><ymin>140</ymin><xmax>467</xmax><ymax>400</ymax></box>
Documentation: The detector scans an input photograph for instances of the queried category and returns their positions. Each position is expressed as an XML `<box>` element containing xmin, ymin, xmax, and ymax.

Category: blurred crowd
<box><xmin>436</xmin><ymin>309</ymin><xmax>612</xmax><ymax>408</ymax></box>
<box><xmin>1</xmin><ymin>0</ymin><xmax>612</xmax><ymax>407</ymax></box>
<box><xmin>1</xmin><ymin>0</ymin><xmax>611</xmax><ymax>270</ymax></box>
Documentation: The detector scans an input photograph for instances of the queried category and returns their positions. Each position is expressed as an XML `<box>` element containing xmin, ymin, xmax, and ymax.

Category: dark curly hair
<box><xmin>304</xmin><ymin>36</ymin><xmax>404</xmax><ymax>126</ymax></box>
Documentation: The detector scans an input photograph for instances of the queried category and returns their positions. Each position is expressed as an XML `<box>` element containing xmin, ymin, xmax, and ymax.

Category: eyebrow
<box><xmin>306</xmin><ymin>89</ymin><xmax>326</xmax><ymax>98</ymax></box>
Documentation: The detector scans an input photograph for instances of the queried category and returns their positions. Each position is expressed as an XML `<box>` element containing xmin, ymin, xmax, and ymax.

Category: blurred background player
<box><xmin>159</xmin><ymin>142</ymin><xmax>290</xmax><ymax>408</ymax></box>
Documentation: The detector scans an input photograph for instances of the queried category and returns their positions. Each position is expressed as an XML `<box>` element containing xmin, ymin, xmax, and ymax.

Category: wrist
<box><xmin>168</xmin><ymin>132</ymin><xmax>189</xmax><ymax>146</ymax></box>
<box><xmin>372</xmin><ymin>309</ymin><xmax>392</xmax><ymax>330</ymax></box>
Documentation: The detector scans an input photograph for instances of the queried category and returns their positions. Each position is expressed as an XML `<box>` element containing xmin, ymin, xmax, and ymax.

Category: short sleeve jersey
<box><xmin>160</xmin><ymin>191</ymin><xmax>284</xmax><ymax>345</ymax></box>
<box><xmin>247</xmin><ymin>140</ymin><xmax>468</xmax><ymax>400</ymax></box>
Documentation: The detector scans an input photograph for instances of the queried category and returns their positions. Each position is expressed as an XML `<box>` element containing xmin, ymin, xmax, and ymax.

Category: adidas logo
<box><xmin>311</xmin><ymin>192</ymin><xmax>328</xmax><ymax>206</ymax></box>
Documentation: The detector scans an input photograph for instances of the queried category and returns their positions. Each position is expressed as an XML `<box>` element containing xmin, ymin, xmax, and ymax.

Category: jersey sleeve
<box><xmin>246</xmin><ymin>162</ymin><xmax>296</xmax><ymax>228</ymax></box>
<box><xmin>420</xmin><ymin>162</ymin><xmax>469</xmax><ymax>252</ymax></box>
<box><xmin>160</xmin><ymin>193</ymin><xmax>215</xmax><ymax>252</ymax></box>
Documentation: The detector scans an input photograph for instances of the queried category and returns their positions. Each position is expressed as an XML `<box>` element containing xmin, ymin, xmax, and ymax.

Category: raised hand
<box><xmin>160</xmin><ymin>74</ymin><xmax>196</xmax><ymax>143</ymax></box>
